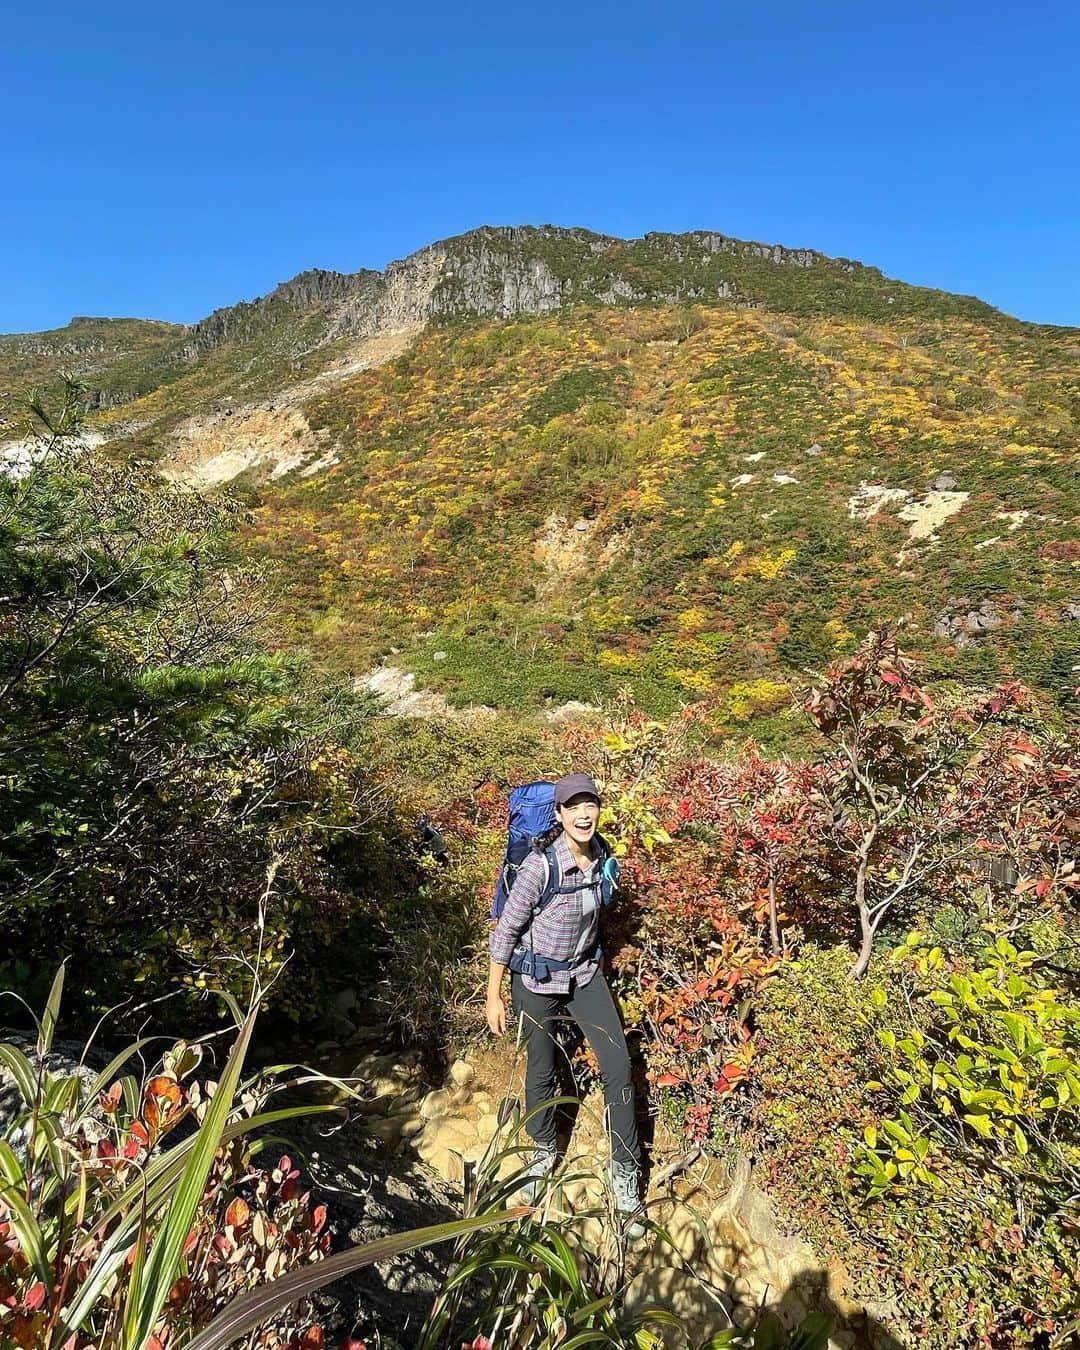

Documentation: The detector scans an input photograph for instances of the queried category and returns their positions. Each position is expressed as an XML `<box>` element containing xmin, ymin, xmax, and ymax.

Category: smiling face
<box><xmin>556</xmin><ymin>792</ymin><xmax>601</xmax><ymax>847</ymax></box>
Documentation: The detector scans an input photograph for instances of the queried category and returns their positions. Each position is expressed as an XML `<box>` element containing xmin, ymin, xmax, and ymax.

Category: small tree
<box><xmin>804</xmin><ymin>631</ymin><xmax>1036</xmax><ymax>977</ymax></box>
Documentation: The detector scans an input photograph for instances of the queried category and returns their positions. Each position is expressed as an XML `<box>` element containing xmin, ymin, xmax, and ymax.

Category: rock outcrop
<box><xmin>165</xmin><ymin>222</ymin><xmax>958</xmax><ymax>371</ymax></box>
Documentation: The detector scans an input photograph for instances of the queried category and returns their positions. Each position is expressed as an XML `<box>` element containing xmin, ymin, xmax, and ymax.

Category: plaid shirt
<box><xmin>489</xmin><ymin>833</ymin><xmax>602</xmax><ymax>994</ymax></box>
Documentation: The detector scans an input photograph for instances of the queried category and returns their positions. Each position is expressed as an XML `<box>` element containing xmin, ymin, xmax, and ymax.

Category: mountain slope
<box><xmin>243</xmin><ymin>301</ymin><xmax>1077</xmax><ymax>731</ymax></box>
<box><xmin>1</xmin><ymin>226</ymin><xmax>1076</xmax><ymax>733</ymax></box>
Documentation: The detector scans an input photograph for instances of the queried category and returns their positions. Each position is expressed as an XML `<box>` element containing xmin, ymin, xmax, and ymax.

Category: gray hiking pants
<box><xmin>510</xmin><ymin>969</ymin><xmax>640</xmax><ymax>1167</ymax></box>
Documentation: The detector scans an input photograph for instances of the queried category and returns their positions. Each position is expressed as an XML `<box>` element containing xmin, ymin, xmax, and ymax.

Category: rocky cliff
<box><xmin>170</xmin><ymin>223</ymin><xmax>1007</xmax><ymax>364</ymax></box>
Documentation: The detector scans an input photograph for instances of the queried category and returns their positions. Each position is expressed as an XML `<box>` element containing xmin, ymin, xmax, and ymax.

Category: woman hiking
<box><xmin>486</xmin><ymin>772</ymin><xmax>644</xmax><ymax>1233</ymax></box>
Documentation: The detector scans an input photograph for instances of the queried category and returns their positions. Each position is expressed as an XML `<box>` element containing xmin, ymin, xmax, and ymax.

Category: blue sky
<box><xmin>5</xmin><ymin>1</ymin><xmax>1079</xmax><ymax>332</ymax></box>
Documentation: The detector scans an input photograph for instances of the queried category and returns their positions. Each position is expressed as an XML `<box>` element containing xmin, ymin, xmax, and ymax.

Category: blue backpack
<box><xmin>490</xmin><ymin>780</ymin><xmax>620</xmax><ymax>922</ymax></box>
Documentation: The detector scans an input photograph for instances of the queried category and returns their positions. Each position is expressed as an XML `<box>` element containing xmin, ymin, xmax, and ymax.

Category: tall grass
<box><xmin>0</xmin><ymin>957</ymin><xmax>524</xmax><ymax>1350</ymax></box>
<box><xmin>418</xmin><ymin>1096</ymin><xmax>834</xmax><ymax>1350</ymax></box>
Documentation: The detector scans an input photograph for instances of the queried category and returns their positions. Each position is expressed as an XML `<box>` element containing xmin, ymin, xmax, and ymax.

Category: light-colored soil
<box><xmin>358</xmin><ymin>664</ymin><xmax>600</xmax><ymax>725</ymax></box>
<box><xmin>160</xmin><ymin>327</ymin><xmax>421</xmax><ymax>488</ymax></box>
<box><xmin>0</xmin><ymin>429</ymin><xmax>105</xmax><ymax>479</ymax></box>
<box><xmin>896</xmin><ymin>489</ymin><xmax>969</xmax><ymax>541</ymax></box>
<box><xmin>358</xmin><ymin>664</ymin><xmax>475</xmax><ymax>719</ymax></box>
<box><xmin>533</xmin><ymin>512</ymin><xmax>599</xmax><ymax>588</ymax></box>
<box><xmin>848</xmin><ymin>480</ymin><xmax>970</xmax><ymax>553</ymax></box>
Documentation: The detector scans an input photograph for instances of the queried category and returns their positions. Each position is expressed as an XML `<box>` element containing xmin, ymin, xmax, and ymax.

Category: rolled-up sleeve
<box><xmin>489</xmin><ymin>852</ymin><xmax>546</xmax><ymax>966</ymax></box>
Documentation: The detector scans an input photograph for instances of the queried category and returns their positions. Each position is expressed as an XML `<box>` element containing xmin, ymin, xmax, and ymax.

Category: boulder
<box><xmin>418</xmin><ymin>1087</ymin><xmax>452</xmax><ymax>1121</ymax></box>
<box><xmin>363</xmin><ymin>1115</ymin><xmax>405</xmax><ymax>1150</ymax></box>
<box><xmin>448</xmin><ymin>1058</ymin><xmax>475</xmax><ymax>1088</ymax></box>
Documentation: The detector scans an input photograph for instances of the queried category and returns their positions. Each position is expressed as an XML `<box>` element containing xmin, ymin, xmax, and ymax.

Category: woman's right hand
<box><xmin>486</xmin><ymin>994</ymin><xmax>506</xmax><ymax>1037</ymax></box>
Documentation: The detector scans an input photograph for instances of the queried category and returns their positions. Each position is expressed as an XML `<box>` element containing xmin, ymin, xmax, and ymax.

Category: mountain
<box><xmin>2</xmin><ymin>226</ymin><xmax>1076</xmax><ymax>733</ymax></box>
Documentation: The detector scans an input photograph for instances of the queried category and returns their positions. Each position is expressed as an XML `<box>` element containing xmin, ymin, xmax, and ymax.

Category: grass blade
<box><xmin>0</xmin><ymin>1140</ymin><xmax>25</xmax><ymax>1187</ymax></box>
<box><xmin>185</xmin><ymin>1209</ymin><xmax>529</xmax><ymax>1350</ymax></box>
<box><xmin>0</xmin><ymin>1181</ymin><xmax>52</xmax><ymax>1289</ymax></box>
<box><xmin>61</xmin><ymin>1096</ymin><xmax>337</xmax><ymax>1335</ymax></box>
<box><xmin>87</xmin><ymin>1038</ymin><xmax>158</xmax><ymax>1102</ymax></box>
<box><xmin>125</xmin><ymin>1001</ymin><xmax>259</xmax><ymax>1348</ymax></box>
<box><xmin>38</xmin><ymin>963</ymin><xmax>66</xmax><ymax>1056</ymax></box>
<box><xmin>0</xmin><ymin>1042</ymin><xmax>38</xmax><ymax>1111</ymax></box>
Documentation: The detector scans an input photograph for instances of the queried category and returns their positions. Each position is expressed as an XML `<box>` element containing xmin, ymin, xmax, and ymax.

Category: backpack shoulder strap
<box><xmin>532</xmin><ymin>843</ymin><xmax>559</xmax><ymax>915</ymax></box>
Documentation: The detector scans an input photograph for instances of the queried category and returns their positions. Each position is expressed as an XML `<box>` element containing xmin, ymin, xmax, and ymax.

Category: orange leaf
<box><xmin>225</xmin><ymin>1196</ymin><xmax>251</xmax><ymax>1230</ymax></box>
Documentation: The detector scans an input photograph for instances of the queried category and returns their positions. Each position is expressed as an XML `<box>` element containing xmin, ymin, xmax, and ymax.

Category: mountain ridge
<box><xmin>3</xmin><ymin>221</ymin><xmax>1025</xmax><ymax>347</ymax></box>
<box><xmin>2</xmin><ymin>222</ymin><xmax>1031</xmax><ymax>427</ymax></box>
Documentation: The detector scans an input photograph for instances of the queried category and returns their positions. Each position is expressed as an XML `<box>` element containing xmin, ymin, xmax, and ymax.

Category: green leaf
<box><xmin>0</xmin><ymin>1041</ymin><xmax>38</xmax><ymax>1112</ymax></box>
<box><xmin>1013</xmin><ymin>1123</ymin><xmax>1029</xmax><ymax>1156</ymax></box>
<box><xmin>0</xmin><ymin>1141</ymin><xmax>24</xmax><ymax>1189</ymax></box>
<box><xmin>0</xmin><ymin>1181</ymin><xmax>52</xmax><ymax>1290</ymax></box>
<box><xmin>791</xmin><ymin>1312</ymin><xmax>834</xmax><ymax>1350</ymax></box>
<box><xmin>38</xmin><ymin>963</ymin><xmax>65</xmax><ymax>1057</ymax></box>
<box><xmin>962</xmin><ymin>1113</ymin><xmax>994</xmax><ymax>1138</ymax></box>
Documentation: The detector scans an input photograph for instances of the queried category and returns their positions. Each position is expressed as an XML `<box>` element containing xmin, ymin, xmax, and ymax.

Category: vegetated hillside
<box><xmin>0</xmin><ymin>316</ymin><xmax>184</xmax><ymax>412</ymax></box>
<box><xmin>2</xmin><ymin>226</ymin><xmax>1076</xmax><ymax>735</ymax></box>
<box><xmin>241</xmin><ymin>302</ymin><xmax>1078</xmax><ymax>733</ymax></box>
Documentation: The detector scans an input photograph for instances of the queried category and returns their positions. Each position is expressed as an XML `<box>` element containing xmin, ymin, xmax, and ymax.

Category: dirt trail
<box><xmin>343</xmin><ymin>1036</ymin><xmax>894</xmax><ymax>1349</ymax></box>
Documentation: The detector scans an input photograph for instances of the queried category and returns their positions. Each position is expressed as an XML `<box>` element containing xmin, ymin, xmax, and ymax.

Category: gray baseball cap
<box><xmin>554</xmin><ymin>773</ymin><xmax>601</xmax><ymax>808</ymax></box>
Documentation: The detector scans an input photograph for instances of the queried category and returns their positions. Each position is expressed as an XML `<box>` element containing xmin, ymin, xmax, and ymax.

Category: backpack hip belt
<box><xmin>509</xmin><ymin>936</ymin><xmax>601</xmax><ymax>983</ymax></box>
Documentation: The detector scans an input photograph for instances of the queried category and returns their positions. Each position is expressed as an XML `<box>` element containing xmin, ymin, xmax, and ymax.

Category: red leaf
<box><xmin>653</xmin><ymin>1073</ymin><xmax>681</xmax><ymax>1087</ymax></box>
<box><xmin>880</xmin><ymin>670</ymin><xmax>902</xmax><ymax>687</ymax></box>
<box><xmin>99</xmin><ymin>1081</ymin><xmax>123</xmax><ymax>1114</ymax></box>
<box><xmin>22</xmin><ymin>1283</ymin><xmax>46</xmax><ymax>1313</ymax></box>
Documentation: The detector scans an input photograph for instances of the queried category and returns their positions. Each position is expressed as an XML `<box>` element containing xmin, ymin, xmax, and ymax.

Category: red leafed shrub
<box><xmin>537</xmin><ymin>639</ymin><xmax>1077</xmax><ymax>1141</ymax></box>
<box><xmin>804</xmin><ymin>633</ymin><xmax>1075</xmax><ymax>976</ymax></box>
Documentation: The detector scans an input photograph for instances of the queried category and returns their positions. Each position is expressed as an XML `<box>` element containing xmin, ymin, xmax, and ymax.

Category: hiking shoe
<box><xmin>514</xmin><ymin>1144</ymin><xmax>556</xmax><ymax>1206</ymax></box>
<box><xmin>610</xmin><ymin>1160</ymin><xmax>646</xmax><ymax>1239</ymax></box>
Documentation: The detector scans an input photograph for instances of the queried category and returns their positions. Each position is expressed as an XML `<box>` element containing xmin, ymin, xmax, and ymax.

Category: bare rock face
<box><xmin>934</xmin><ymin>596</ymin><xmax>1024</xmax><ymax>646</ymax></box>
